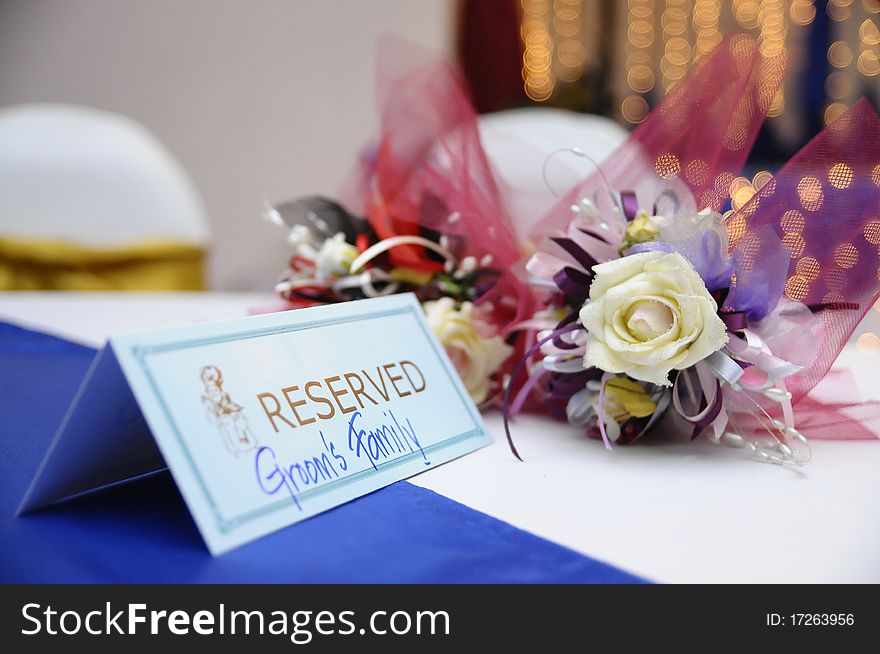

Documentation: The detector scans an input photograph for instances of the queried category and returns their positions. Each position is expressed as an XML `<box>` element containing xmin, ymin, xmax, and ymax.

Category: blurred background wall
<box><xmin>0</xmin><ymin>0</ymin><xmax>454</xmax><ymax>290</ymax></box>
<box><xmin>1</xmin><ymin>0</ymin><xmax>877</xmax><ymax>291</ymax></box>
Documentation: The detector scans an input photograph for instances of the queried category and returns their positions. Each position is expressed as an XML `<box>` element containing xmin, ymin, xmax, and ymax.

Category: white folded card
<box><xmin>19</xmin><ymin>293</ymin><xmax>490</xmax><ymax>554</ymax></box>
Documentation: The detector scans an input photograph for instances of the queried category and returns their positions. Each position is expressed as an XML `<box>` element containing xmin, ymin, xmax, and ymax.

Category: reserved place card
<box><xmin>19</xmin><ymin>294</ymin><xmax>490</xmax><ymax>554</ymax></box>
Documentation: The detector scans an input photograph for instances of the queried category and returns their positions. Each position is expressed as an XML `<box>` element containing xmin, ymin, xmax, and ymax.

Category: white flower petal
<box><xmin>580</xmin><ymin>249</ymin><xmax>726</xmax><ymax>385</ymax></box>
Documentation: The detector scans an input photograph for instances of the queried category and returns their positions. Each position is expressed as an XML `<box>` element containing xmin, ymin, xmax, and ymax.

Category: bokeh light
<box><xmin>856</xmin><ymin>332</ymin><xmax>880</xmax><ymax>355</ymax></box>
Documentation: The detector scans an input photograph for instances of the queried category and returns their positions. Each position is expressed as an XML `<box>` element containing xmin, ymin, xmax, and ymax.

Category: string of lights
<box><xmin>624</xmin><ymin>0</ymin><xmax>654</xmax><ymax>123</ymax></box>
<box><xmin>517</xmin><ymin>0</ymin><xmax>877</xmax><ymax>130</ymax></box>
<box><xmin>521</xmin><ymin>0</ymin><xmax>555</xmax><ymax>101</ymax></box>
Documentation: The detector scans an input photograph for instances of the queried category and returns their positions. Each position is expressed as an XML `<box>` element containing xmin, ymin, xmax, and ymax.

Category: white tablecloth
<box><xmin>2</xmin><ymin>292</ymin><xmax>879</xmax><ymax>583</ymax></box>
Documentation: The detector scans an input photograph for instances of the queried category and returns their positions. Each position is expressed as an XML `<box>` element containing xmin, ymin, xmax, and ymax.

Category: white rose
<box><xmin>579</xmin><ymin>251</ymin><xmax>728</xmax><ymax>387</ymax></box>
<box><xmin>423</xmin><ymin>298</ymin><xmax>513</xmax><ymax>404</ymax></box>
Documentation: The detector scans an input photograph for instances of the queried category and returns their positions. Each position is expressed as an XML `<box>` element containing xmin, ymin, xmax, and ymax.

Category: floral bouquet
<box><xmin>267</xmin><ymin>34</ymin><xmax>880</xmax><ymax>466</ymax></box>
<box><xmin>266</xmin><ymin>38</ymin><xmax>536</xmax><ymax>406</ymax></box>
<box><xmin>504</xmin><ymin>35</ymin><xmax>880</xmax><ymax>465</ymax></box>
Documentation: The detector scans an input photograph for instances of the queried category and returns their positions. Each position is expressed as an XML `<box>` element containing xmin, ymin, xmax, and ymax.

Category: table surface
<box><xmin>2</xmin><ymin>291</ymin><xmax>879</xmax><ymax>583</ymax></box>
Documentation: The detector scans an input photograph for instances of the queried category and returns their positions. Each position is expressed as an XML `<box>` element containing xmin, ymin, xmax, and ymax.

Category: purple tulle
<box><xmin>726</xmin><ymin>98</ymin><xmax>880</xmax><ymax>401</ymax></box>
<box><xmin>726</xmin><ymin>226</ymin><xmax>790</xmax><ymax>321</ymax></box>
<box><xmin>626</xmin><ymin>229</ymin><xmax>736</xmax><ymax>293</ymax></box>
<box><xmin>668</xmin><ymin>228</ymin><xmax>735</xmax><ymax>292</ymax></box>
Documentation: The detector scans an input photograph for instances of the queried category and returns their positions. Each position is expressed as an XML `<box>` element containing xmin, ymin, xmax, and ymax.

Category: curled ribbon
<box><xmin>726</xmin><ymin>331</ymin><xmax>802</xmax><ymax>389</ymax></box>
<box><xmin>672</xmin><ymin>362</ymin><xmax>727</xmax><ymax>439</ymax></box>
<box><xmin>502</xmin><ymin>322</ymin><xmax>583</xmax><ymax>460</ymax></box>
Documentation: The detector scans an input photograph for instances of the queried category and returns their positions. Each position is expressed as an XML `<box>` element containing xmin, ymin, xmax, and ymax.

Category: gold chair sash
<box><xmin>0</xmin><ymin>237</ymin><xmax>206</xmax><ymax>291</ymax></box>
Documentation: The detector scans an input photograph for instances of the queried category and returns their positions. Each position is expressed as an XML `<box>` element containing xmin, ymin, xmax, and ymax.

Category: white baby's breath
<box><xmin>314</xmin><ymin>233</ymin><xmax>359</xmax><ymax>279</ymax></box>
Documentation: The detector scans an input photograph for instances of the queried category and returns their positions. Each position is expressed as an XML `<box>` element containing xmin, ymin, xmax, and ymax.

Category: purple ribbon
<box><xmin>620</xmin><ymin>191</ymin><xmax>639</xmax><ymax>221</ymax></box>
<box><xmin>695</xmin><ymin>380</ymin><xmax>724</xmax><ymax>430</ymax></box>
<box><xmin>550</xmin><ymin>236</ymin><xmax>599</xmax><ymax>271</ymax></box>
<box><xmin>719</xmin><ymin>311</ymin><xmax>749</xmax><ymax>332</ymax></box>
<box><xmin>553</xmin><ymin>267</ymin><xmax>592</xmax><ymax>302</ymax></box>
<box><xmin>551</xmin><ymin>311</ymin><xmax>582</xmax><ymax>350</ymax></box>
<box><xmin>547</xmin><ymin>370</ymin><xmax>596</xmax><ymax>399</ymax></box>
<box><xmin>672</xmin><ymin>374</ymin><xmax>723</xmax><ymax>432</ymax></box>
<box><xmin>578</xmin><ymin>227</ymin><xmax>613</xmax><ymax>245</ymax></box>
<box><xmin>503</xmin><ymin>323</ymin><xmax>584</xmax><ymax>460</ymax></box>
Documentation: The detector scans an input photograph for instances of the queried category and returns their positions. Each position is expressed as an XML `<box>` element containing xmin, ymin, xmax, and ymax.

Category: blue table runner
<box><xmin>0</xmin><ymin>321</ymin><xmax>644</xmax><ymax>583</ymax></box>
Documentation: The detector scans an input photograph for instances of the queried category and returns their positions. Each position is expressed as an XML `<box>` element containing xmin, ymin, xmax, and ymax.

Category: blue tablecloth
<box><xmin>0</xmin><ymin>321</ymin><xmax>643</xmax><ymax>583</ymax></box>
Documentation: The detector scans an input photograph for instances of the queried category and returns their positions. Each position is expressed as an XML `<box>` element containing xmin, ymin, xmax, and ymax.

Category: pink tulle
<box><xmin>339</xmin><ymin>36</ymin><xmax>535</xmax><ymax>334</ymax></box>
<box><xmin>727</xmin><ymin>369</ymin><xmax>880</xmax><ymax>440</ymax></box>
<box><xmin>529</xmin><ymin>33</ymin><xmax>786</xmax><ymax>243</ymax></box>
<box><xmin>729</xmin><ymin>98</ymin><xmax>880</xmax><ymax>403</ymax></box>
<box><xmin>799</xmin><ymin>369</ymin><xmax>880</xmax><ymax>440</ymax></box>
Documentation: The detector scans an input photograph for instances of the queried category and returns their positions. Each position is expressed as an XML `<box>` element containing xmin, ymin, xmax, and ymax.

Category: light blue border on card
<box><xmin>130</xmin><ymin>303</ymin><xmax>485</xmax><ymax>535</ymax></box>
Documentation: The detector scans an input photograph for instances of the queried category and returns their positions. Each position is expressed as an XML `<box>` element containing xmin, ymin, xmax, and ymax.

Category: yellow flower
<box><xmin>623</xmin><ymin>210</ymin><xmax>666</xmax><ymax>245</ymax></box>
<box><xmin>603</xmin><ymin>377</ymin><xmax>657</xmax><ymax>422</ymax></box>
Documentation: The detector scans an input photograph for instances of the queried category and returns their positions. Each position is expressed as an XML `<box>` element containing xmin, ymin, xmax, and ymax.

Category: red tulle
<box><xmin>339</xmin><ymin>36</ymin><xmax>535</xmax><ymax>334</ymax></box>
<box><xmin>729</xmin><ymin>98</ymin><xmax>880</xmax><ymax>403</ymax></box>
<box><xmin>529</xmin><ymin>33</ymin><xmax>786</xmax><ymax>243</ymax></box>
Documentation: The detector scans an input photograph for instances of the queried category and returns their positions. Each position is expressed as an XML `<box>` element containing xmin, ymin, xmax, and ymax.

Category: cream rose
<box><xmin>579</xmin><ymin>251</ymin><xmax>727</xmax><ymax>387</ymax></box>
<box><xmin>423</xmin><ymin>297</ymin><xmax>512</xmax><ymax>404</ymax></box>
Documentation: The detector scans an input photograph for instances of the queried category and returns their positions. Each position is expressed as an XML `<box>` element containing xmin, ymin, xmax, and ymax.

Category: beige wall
<box><xmin>0</xmin><ymin>0</ymin><xmax>455</xmax><ymax>289</ymax></box>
